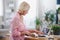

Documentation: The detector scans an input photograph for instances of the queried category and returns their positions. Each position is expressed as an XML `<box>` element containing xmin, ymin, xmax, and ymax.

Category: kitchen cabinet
<box><xmin>3</xmin><ymin>0</ymin><xmax>16</xmax><ymax>29</ymax></box>
<box><xmin>0</xmin><ymin>36</ymin><xmax>10</xmax><ymax>40</ymax></box>
<box><xmin>0</xmin><ymin>31</ymin><xmax>10</xmax><ymax>40</ymax></box>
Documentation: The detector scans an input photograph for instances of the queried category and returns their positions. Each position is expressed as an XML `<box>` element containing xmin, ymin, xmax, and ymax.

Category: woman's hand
<box><xmin>21</xmin><ymin>31</ymin><xmax>31</xmax><ymax>36</ymax></box>
<box><xmin>28</xmin><ymin>30</ymin><xmax>44</xmax><ymax>34</ymax></box>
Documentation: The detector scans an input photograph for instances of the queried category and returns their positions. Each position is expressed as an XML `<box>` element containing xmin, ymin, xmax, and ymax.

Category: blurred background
<box><xmin>1</xmin><ymin>0</ymin><xmax>60</xmax><ymax>40</ymax></box>
<box><xmin>0</xmin><ymin>0</ymin><xmax>56</xmax><ymax>29</ymax></box>
<box><xmin>1</xmin><ymin>0</ymin><xmax>60</xmax><ymax>36</ymax></box>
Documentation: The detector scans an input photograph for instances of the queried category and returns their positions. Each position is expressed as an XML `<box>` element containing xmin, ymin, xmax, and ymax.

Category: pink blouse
<box><xmin>10</xmin><ymin>12</ymin><xmax>28</xmax><ymax>40</ymax></box>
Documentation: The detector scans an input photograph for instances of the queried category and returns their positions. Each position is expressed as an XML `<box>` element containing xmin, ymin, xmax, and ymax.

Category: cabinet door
<box><xmin>3</xmin><ymin>0</ymin><xmax>16</xmax><ymax>28</ymax></box>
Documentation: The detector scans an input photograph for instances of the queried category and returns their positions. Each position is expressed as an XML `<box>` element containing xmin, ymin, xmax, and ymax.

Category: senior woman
<box><xmin>10</xmin><ymin>1</ymin><xmax>43</xmax><ymax>40</ymax></box>
<box><xmin>10</xmin><ymin>1</ymin><xmax>31</xmax><ymax>40</ymax></box>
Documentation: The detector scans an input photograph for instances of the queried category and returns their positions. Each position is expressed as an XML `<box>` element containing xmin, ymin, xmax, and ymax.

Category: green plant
<box><xmin>45</xmin><ymin>13</ymin><xmax>49</xmax><ymax>21</ymax></box>
<box><xmin>36</xmin><ymin>18</ymin><xmax>41</xmax><ymax>25</ymax></box>
<box><xmin>35</xmin><ymin>18</ymin><xmax>42</xmax><ymax>30</ymax></box>
<box><xmin>52</xmin><ymin>25</ymin><xmax>60</xmax><ymax>31</ymax></box>
<box><xmin>45</xmin><ymin>10</ymin><xmax>55</xmax><ymax>23</ymax></box>
<box><xmin>51</xmin><ymin>25</ymin><xmax>60</xmax><ymax>35</ymax></box>
<box><xmin>49</xmin><ymin>14</ymin><xmax>55</xmax><ymax>22</ymax></box>
<box><xmin>57</xmin><ymin>7</ymin><xmax>60</xmax><ymax>14</ymax></box>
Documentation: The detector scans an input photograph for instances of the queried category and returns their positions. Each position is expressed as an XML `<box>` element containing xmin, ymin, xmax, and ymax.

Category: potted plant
<box><xmin>45</xmin><ymin>10</ymin><xmax>55</xmax><ymax>24</ymax></box>
<box><xmin>51</xmin><ymin>25</ymin><xmax>60</xmax><ymax>35</ymax></box>
<box><xmin>45</xmin><ymin>12</ymin><xmax>50</xmax><ymax>22</ymax></box>
<box><xmin>35</xmin><ymin>18</ymin><xmax>42</xmax><ymax>31</ymax></box>
<box><xmin>57</xmin><ymin>7</ymin><xmax>60</xmax><ymax>14</ymax></box>
<box><xmin>45</xmin><ymin>10</ymin><xmax>55</xmax><ymax>29</ymax></box>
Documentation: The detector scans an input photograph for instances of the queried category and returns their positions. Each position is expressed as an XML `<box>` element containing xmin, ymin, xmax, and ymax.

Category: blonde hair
<box><xmin>19</xmin><ymin>1</ymin><xmax>30</xmax><ymax>11</ymax></box>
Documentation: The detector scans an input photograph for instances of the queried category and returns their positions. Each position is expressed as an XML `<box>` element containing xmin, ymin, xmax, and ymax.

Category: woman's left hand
<box><xmin>28</xmin><ymin>30</ymin><xmax>44</xmax><ymax>34</ymax></box>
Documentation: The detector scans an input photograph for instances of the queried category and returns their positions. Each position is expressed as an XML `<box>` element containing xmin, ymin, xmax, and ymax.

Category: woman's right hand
<box><xmin>21</xmin><ymin>31</ymin><xmax>31</xmax><ymax>36</ymax></box>
<box><xmin>21</xmin><ymin>31</ymin><xmax>26</xmax><ymax>36</ymax></box>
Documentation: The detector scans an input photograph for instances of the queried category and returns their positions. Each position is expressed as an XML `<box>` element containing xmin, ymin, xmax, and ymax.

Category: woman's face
<box><xmin>23</xmin><ymin>10</ymin><xmax>28</xmax><ymax>15</ymax></box>
<box><xmin>19</xmin><ymin>10</ymin><xmax>28</xmax><ymax>15</ymax></box>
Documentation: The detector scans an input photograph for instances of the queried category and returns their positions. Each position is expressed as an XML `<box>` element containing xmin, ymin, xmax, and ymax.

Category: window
<box><xmin>57</xmin><ymin>0</ymin><xmax>60</xmax><ymax>4</ymax></box>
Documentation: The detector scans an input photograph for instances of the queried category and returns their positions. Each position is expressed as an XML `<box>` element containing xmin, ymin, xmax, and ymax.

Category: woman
<box><xmin>10</xmin><ymin>1</ymin><xmax>31</xmax><ymax>40</ymax></box>
<box><xmin>10</xmin><ymin>1</ymin><xmax>43</xmax><ymax>40</ymax></box>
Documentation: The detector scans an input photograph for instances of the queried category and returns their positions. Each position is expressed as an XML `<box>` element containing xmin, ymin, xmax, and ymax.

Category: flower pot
<box><xmin>36</xmin><ymin>25</ymin><xmax>40</xmax><ymax>31</ymax></box>
<box><xmin>53</xmin><ymin>30</ymin><xmax>60</xmax><ymax>35</ymax></box>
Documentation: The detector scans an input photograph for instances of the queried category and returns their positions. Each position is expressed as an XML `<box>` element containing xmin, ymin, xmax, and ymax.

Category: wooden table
<box><xmin>25</xmin><ymin>37</ymin><xmax>38</xmax><ymax>40</ymax></box>
<box><xmin>54</xmin><ymin>35</ymin><xmax>60</xmax><ymax>40</ymax></box>
<box><xmin>24</xmin><ymin>36</ymin><xmax>48</xmax><ymax>40</ymax></box>
<box><xmin>38</xmin><ymin>37</ymin><xmax>48</xmax><ymax>40</ymax></box>
<box><xmin>0</xmin><ymin>35</ymin><xmax>60</xmax><ymax>40</ymax></box>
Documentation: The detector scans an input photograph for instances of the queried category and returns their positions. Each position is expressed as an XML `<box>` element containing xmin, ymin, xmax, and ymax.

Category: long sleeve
<box><xmin>11</xmin><ymin>17</ymin><xmax>21</xmax><ymax>37</ymax></box>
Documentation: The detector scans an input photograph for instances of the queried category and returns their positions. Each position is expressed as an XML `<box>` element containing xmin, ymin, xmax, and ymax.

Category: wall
<box><xmin>0</xmin><ymin>0</ymin><xmax>3</xmax><ymax>16</ymax></box>
<box><xmin>0</xmin><ymin>16</ymin><xmax>2</xmax><ymax>24</ymax></box>
<box><xmin>0</xmin><ymin>0</ymin><xmax>56</xmax><ymax>29</ymax></box>
<box><xmin>56</xmin><ymin>5</ymin><xmax>60</xmax><ymax>9</ymax></box>
<box><xmin>0</xmin><ymin>0</ymin><xmax>3</xmax><ymax>28</ymax></box>
<box><xmin>0</xmin><ymin>16</ymin><xmax>2</xmax><ymax>29</ymax></box>
<box><xmin>37</xmin><ymin>0</ymin><xmax>56</xmax><ymax>20</ymax></box>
